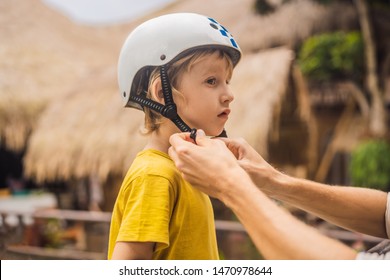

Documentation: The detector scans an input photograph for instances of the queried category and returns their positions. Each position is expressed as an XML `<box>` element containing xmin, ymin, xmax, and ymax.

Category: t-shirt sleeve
<box><xmin>116</xmin><ymin>174</ymin><xmax>176</xmax><ymax>251</ymax></box>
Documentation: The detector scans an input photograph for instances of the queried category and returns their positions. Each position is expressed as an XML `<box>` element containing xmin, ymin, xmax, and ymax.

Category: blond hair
<box><xmin>138</xmin><ymin>48</ymin><xmax>233</xmax><ymax>134</ymax></box>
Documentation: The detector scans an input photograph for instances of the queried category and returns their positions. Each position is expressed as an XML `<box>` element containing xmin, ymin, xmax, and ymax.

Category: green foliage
<box><xmin>349</xmin><ymin>140</ymin><xmax>390</xmax><ymax>191</ymax></box>
<box><xmin>298</xmin><ymin>31</ymin><xmax>364</xmax><ymax>82</ymax></box>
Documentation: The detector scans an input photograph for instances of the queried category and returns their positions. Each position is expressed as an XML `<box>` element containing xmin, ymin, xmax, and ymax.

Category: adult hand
<box><xmin>219</xmin><ymin>137</ymin><xmax>281</xmax><ymax>195</ymax></box>
<box><xmin>218</xmin><ymin>137</ymin><xmax>263</xmax><ymax>163</ymax></box>
<box><xmin>168</xmin><ymin>130</ymin><xmax>250</xmax><ymax>200</ymax></box>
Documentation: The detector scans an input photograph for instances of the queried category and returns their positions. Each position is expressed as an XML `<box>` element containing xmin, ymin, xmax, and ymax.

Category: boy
<box><xmin>108</xmin><ymin>13</ymin><xmax>241</xmax><ymax>259</ymax></box>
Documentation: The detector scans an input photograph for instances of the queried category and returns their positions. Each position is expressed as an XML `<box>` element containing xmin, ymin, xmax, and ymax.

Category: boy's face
<box><xmin>175</xmin><ymin>52</ymin><xmax>234</xmax><ymax>136</ymax></box>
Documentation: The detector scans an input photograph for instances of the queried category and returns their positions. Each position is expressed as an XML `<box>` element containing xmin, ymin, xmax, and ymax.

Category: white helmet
<box><xmin>118</xmin><ymin>12</ymin><xmax>241</xmax><ymax>110</ymax></box>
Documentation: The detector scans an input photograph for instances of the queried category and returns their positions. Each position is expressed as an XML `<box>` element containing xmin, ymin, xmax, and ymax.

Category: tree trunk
<box><xmin>354</xmin><ymin>0</ymin><xmax>387</xmax><ymax>137</ymax></box>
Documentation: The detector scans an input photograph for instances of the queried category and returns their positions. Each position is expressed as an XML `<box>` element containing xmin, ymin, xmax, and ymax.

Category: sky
<box><xmin>42</xmin><ymin>0</ymin><xmax>176</xmax><ymax>26</ymax></box>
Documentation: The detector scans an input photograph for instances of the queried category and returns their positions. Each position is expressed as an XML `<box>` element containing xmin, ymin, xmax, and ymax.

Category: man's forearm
<box><xmin>222</xmin><ymin>175</ymin><xmax>357</xmax><ymax>259</ymax></box>
<box><xmin>265</xmin><ymin>171</ymin><xmax>388</xmax><ymax>238</ymax></box>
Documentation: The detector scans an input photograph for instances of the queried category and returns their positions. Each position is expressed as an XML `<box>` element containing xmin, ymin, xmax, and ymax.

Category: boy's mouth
<box><xmin>218</xmin><ymin>109</ymin><xmax>231</xmax><ymax>118</ymax></box>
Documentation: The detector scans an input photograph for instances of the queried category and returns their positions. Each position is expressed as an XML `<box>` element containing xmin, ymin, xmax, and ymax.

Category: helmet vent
<box><xmin>209</xmin><ymin>23</ymin><xmax>218</xmax><ymax>30</ymax></box>
<box><xmin>123</xmin><ymin>91</ymin><xmax>126</xmax><ymax>97</ymax></box>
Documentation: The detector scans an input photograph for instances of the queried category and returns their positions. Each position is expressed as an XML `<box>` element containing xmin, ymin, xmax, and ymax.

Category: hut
<box><xmin>23</xmin><ymin>68</ymin><xmax>145</xmax><ymax>210</ymax></box>
<box><xmin>0</xmin><ymin>0</ymin><xmax>125</xmax><ymax>192</ymax></box>
<box><xmin>0</xmin><ymin>0</ymin><xmax>123</xmax><ymax>152</ymax></box>
<box><xmin>309</xmin><ymin>82</ymin><xmax>372</xmax><ymax>185</ymax></box>
<box><xmin>234</xmin><ymin>0</ymin><xmax>358</xmax><ymax>52</ymax></box>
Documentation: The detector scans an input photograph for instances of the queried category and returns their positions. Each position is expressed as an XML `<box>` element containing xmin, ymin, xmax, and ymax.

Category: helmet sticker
<box><xmin>208</xmin><ymin>17</ymin><xmax>238</xmax><ymax>49</ymax></box>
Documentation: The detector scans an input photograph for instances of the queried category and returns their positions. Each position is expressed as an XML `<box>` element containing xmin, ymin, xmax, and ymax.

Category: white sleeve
<box><xmin>356</xmin><ymin>251</ymin><xmax>390</xmax><ymax>260</ymax></box>
<box><xmin>356</xmin><ymin>193</ymin><xmax>390</xmax><ymax>260</ymax></box>
<box><xmin>386</xmin><ymin>192</ymin><xmax>390</xmax><ymax>239</ymax></box>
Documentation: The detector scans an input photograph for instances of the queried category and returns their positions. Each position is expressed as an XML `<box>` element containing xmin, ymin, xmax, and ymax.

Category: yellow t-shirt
<box><xmin>107</xmin><ymin>149</ymin><xmax>219</xmax><ymax>260</ymax></box>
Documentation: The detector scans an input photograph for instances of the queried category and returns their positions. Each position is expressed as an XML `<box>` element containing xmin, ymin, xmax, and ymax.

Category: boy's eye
<box><xmin>206</xmin><ymin>78</ymin><xmax>217</xmax><ymax>85</ymax></box>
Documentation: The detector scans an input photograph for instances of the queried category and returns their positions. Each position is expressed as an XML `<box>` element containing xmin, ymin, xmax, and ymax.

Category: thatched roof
<box><xmin>146</xmin><ymin>0</ymin><xmax>358</xmax><ymax>53</ymax></box>
<box><xmin>226</xmin><ymin>48</ymin><xmax>295</xmax><ymax>157</ymax></box>
<box><xmin>24</xmin><ymin>48</ymin><xmax>294</xmax><ymax>183</ymax></box>
<box><xmin>0</xmin><ymin>0</ymin><xmax>123</xmax><ymax>152</ymax></box>
<box><xmin>24</xmin><ymin>68</ymin><xmax>145</xmax><ymax>182</ymax></box>
<box><xmin>233</xmin><ymin>0</ymin><xmax>358</xmax><ymax>52</ymax></box>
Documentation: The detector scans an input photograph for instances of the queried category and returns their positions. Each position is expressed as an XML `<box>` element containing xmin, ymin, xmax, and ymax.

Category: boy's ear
<box><xmin>151</xmin><ymin>78</ymin><xmax>164</xmax><ymax>104</ymax></box>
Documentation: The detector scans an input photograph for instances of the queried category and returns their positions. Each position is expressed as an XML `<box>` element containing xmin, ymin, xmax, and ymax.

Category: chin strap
<box><xmin>130</xmin><ymin>65</ymin><xmax>191</xmax><ymax>132</ymax></box>
<box><xmin>159</xmin><ymin>65</ymin><xmax>192</xmax><ymax>132</ymax></box>
<box><xmin>129</xmin><ymin>65</ymin><xmax>227</xmax><ymax>138</ymax></box>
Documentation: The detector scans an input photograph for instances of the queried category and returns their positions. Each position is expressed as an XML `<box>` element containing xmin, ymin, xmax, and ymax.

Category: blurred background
<box><xmin>1</xmin><ymin>0</ymin><xmax>389</xmax><ymax>260</ymax></box>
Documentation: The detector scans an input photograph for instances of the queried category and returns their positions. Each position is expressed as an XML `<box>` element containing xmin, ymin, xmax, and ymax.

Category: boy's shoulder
<box><xmin>133</xmin><ymin>148</ymin><xmax>173</xmax><ymax>166</ymax></box>
<box><xmin>127</xmin><ymin>149</ymin><xmax>180</xmax><ymax>181</ymax></box>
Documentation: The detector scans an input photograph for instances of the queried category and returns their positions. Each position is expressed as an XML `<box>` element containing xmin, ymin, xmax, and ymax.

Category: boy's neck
<box><xmin>144</xmin><ymin>122</ymin><xmax>179</xmax><ymax>154</ymax></box>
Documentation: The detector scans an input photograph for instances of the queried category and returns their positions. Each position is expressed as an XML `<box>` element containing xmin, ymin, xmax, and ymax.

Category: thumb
<box><xmin>193</xmin><ymin>129</ymin><xmax>208</xmax><ymax>145</ymax></box>
<box><xmin>196</xmin><ymin>129</ymin><xmax>206</xmax><ymax>138</ymax></box>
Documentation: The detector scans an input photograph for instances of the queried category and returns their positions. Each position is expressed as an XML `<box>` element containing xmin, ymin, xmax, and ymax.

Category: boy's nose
<box><xmin>221</xmin><ymin>87</ymin><xmax>234</xmax><ymax>104</ymax></box>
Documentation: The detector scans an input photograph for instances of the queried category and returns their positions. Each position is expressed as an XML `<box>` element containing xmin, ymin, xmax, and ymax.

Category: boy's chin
<box><xmin>217</xmin><ymin>129</ymin><xmax>227</xmax><ymax>138</ymax></box>
<box><xmin>204</xmin><ymin>128</ymin><xmax>225</xmax><ymax>137</ymax></box>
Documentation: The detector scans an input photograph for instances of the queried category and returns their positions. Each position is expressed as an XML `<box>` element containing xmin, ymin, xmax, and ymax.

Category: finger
<box><xmin>192</xmin><ymin>129</ymin><xmax>212</xmax><ymax>146</ymax></box>
<box><xmin>169</xmin><ymin>132</ymin><xmax>191</xmax><ymax>147</ymax></box>
<box><xmin>218</xmin><ymin>137</ymin><xmax>233</xmax><ymax>145</ymax></box>
<box><xmin>212</xmin><ymin>137</ymin><xmax>241</xmax><ymax>159</ymax></box>
<box><xmin>196</xmin><ymin>129</ymin><xmax>206</xmax><ymax>137</ymax></box>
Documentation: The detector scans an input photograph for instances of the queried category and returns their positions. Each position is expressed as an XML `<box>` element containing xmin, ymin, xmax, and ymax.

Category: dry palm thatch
<box><xmin>0</xmin><ymin>0</ymin><xmax>122</xmax><ymax>152</ymax></box>
<box><xmin>24</xmin><ymin>68</ymin><xmax>146</xmax><ymax>183</ymax></box>
<box><xmin>233</xmin><ymin>0</ymin><xmax>358</xmax><ymax>52</ymax></box>
<box><xmin>147</xmin><ymin>0</ymin><xmax>358</xmax><ymax>54</ymax></box>
<box><xmin>227</xmin><ymin>48</ymin><xmax>295</xmax><ymax>157</ymax></box>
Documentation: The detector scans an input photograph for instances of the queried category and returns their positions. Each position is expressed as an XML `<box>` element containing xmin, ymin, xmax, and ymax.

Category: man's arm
<box><xmin>222</xmin><ymin>169</ymin><xmax>357</xmax><ymax>259</ymax></box>
<box><xmin>221</xmin><ymin>138</ymin><xmax>388</xmax><ymax>238</ymax></box>
<box><xmin>265</xmin><ymin>173</ymin><xmax>387</xmax><ymax>238</ymax></box>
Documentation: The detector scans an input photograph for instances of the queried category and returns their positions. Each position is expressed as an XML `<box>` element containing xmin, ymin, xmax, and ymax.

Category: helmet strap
<box><xmin>159</xmin><ymin>65</ymin><xmax>192</xmax><ymax>132</ymax></box>
<box><xmin>129</xmin><ymin>65</ymin><xmax>192</xmax><ymax>133</ymax></box>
